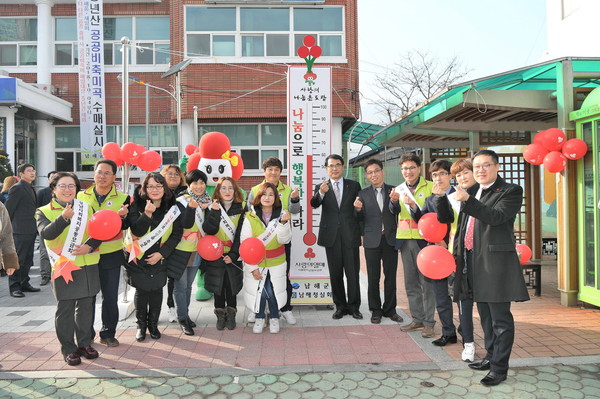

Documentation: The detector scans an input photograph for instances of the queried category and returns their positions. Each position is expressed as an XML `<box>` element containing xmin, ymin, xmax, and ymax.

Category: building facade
<box><xmin>0</xmin><ymin>0</ymin><xmax>359</xmax><ymax>188</ymax></box>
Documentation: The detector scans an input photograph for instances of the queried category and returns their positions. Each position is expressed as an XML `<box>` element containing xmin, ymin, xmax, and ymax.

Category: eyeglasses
<box><xmin>146</xmin><ymin>185</ymin><xmax>164</xmax><ymax>191</ymax></box>
<box><xmin>326</xmin><ymin>164</ymin><xmax>343</xmax><ymax>169</ymax></box>
<box><xmin>431</xmin><ymin>172</ymin><xmax>449</xmax><ymax>178</ymax></box>
<box><xmin>95</xmin><ymin>171</ymin><xmax>113</xmax><ymax>177</ymax></box>
<box><xmin>401</xmin><ymin>166</ymin><xmax>418</xmax><ymax>172</ymax></box>
<box><xmin>366</xmin><ymin>168</ymin><xmax>382</xmax><ymax>176</ymax></box>
<box><xmin>473</xmin><ymin>163</ymin><xmax>497</xmax><ymax>171</ymax></box>
<box><xmin>56</xmin><ymin>184</ymin><xmax>77</xmax><ymax>190</ymax></box>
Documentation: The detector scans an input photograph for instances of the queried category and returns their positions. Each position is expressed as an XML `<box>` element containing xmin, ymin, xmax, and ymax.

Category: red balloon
<box><xmin>523</xmin><ymin>143</ymin><xmax>549</xmax><ymax>165</ymax></box>
<box><xmin>197</xmin><ymin>235</ymin><xmax>224</xmax><ymax>261</ymax></box>
<box><xmin>533</xmin><ymin>130</ymin><xmax>548</xmax><ymax>145</ymax></box>
<box><xmin>561</xmin><ymin>138</ymin><xmax>588</xmax><ymax>160</ymax></box>
<box><xmin>515</xmin><ymin>244</ymin><xmax>532</xmax><ymax>265</ymax></box>
<box><xmin>418</xmin><ymin>213</ymin><xmax>448</xmax><ymax>243</ymax></box>
<box><xmin>138</xmin><ymin>150</ymin><xmax>162</xmax><ymax>172</ymax></box>
<box><xmin>121</xmin><ymin>142</ymin><xmax>143</xmax><ymax>165</ymax></box>
<box><xmin>309</xmin><ymin>45</ymin><xmax>322</xmax><ymax>58</ymax></box>
<box><xmin>88</xmin><ymin>209</ymin><xmax>122</xmax><ymax>241</ymax></box>
<box><xmin>542</xmin><ymin>128</ymin><xmax>566</xmax><ymax>152</ymax></box>
<box><xmin>303</xmin><ymin>35</ymin><xmax>316</xmax><ymax>47</ymax></box>
<box><xmin>239</xmin><ymin>237</ymin><xmax>265</xmax><ymax>265</ymax></box>
<box><xmin>114</xmin><ymin>157</ymin><xmax>124</xmax><ymax>168</ymax></box>
<box><xmin>102</xmin><ymin>142</ymin><xmax>121</xmax><ymax>162</ymax></box>
<box><xmin>297</xmin><ymin>46</ymin><xmax>309</xmax><ymax>58</ymax></box>
<box><xmin>185</xmin><ymin>144</ymin><xmax>197</xmax><ymax>156</ymax></box>
<box><xmin>543</xmin><ymin>151</ymin><xmax>567</xmax><ymax>173</ymax></box>
<box><xmin>417</xmin><ymin>246</ymin><xmax>456</xmax><ymax>279</ymax></box>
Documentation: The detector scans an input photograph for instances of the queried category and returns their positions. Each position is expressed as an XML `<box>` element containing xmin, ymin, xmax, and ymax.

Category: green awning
<box><xmin>343</xmin><ymin>121</ymin><xmax>384</xmax><ymax>150</ymax></box>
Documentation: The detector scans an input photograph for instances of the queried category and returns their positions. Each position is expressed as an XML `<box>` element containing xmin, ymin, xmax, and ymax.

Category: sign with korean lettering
<box><xmin>76</xmin><ymin>0</ymin><xmax>107</xmax><ymax>165</ymax></box>
<box><xmin>290</xmin><ymin>278</ymin><xmax>333</xmax><ymax>305</ymax></box>
<box><xmin>287</xmin><ymin>65</ymin><xmax>332</xmax><ymax>304</ymax></box>
<box><xmin>0</xmin><ymin>117</ymin><xmax>6</xmax><ymax>151</ymax></box>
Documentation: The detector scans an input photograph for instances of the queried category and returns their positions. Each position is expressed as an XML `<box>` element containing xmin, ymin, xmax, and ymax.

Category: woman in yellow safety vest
<box><xmin>241</xmin><ymin>182</ymin><xmax>291</xmax><ymax>334</ymax></box>
<box><xmin>202</xmin><ymin>177</ymin><xmax>246</xmax><ymax>331</ymax></box>
<box><xmin>36</xmin><ymin>172</ymin><xmax>101</xmax><ymax>366</ymax></box>
<box><xmin>125</xmin><ymin>173</ymin><xmax>183</xmax><ymax>342</ymax></box>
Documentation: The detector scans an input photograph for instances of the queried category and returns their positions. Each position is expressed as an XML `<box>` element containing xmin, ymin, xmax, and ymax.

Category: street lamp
<box><xmin>161</xmin><ymin>59</ymin><xmax>192</xmax><ymax>159</ymax></box>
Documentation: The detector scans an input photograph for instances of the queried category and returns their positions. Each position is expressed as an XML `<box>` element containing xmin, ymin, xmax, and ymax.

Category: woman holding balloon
<box><xmin>36</xmin><ymin>172</ymin><xmax>102</xmax><ymax>366</ymax></box>
<box><xmin>241</xmin><ymin>182</ymin><xmax>291</xmax><ymax>334</ymax></box>
<box><xmin>125</xmin><ymin>173</ymin><xmax>183</xmax><ymax>342</ymax></box>
<box><xmin>167</xmin><ymin>169</ymin><xmax>211</xmax><ymax>336</ymax></box>
<box><xmin>202</xmin><ymin>177</ymin><xmax>246</xmax><ymax>330</ymax></box>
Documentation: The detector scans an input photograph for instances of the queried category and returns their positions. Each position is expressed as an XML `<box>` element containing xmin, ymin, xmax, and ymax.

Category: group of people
<box><xmin>316</xmin><ymin>150</ymin><xmax>528</xmax><ymax>386</ymax></box>
<box><xmin>2</xmin><ymin>150</ymin><xmax>528</xmax><ymax>386</ymax></box>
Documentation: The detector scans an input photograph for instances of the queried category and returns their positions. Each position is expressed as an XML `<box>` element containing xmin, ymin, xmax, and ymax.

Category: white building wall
<box><xmin>545</xmin><ymin>0</ymin><xmax>600</xmax><ymax>59</ymax></box>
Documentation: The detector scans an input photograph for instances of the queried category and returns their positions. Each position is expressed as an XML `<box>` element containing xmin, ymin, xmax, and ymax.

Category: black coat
<box><xmin>202</xmin><ymin>202</ymin><xmax>246</xmax><ymax>296</ymax></box>
<box><xmin>164</xmin><ymin>200</ymin><xmax>196</xmax><ymax>280</ymax></box>
<box><xmin>355</xmin><ymin>183</ymin><xmax>396</xmax><ymax>248</ymax></box>
<box><xmin>124</xmin><ymin>190</ymin><xmax>183</xmax><ymax>292</ymax></box>
<box><xmin>436</xmin><ymin>177</ymin><xmax>530</xmax><ymax>303</ymax></box>
<box><xmin>310</xmin><ymin>178</ymin><xmax>362</xmax><ymax>248</ymax></box>
<box><xmin>6</xmin><ymin>180</ymin><xmax>38</xmax><ymax>235</ymax></box>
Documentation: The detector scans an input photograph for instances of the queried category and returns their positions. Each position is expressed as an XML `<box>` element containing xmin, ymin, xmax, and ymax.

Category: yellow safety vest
<box><xmin>396</xmin><ymin>179</ymin><xmax>434</xmax><ymax>240</ymax></box>
<box><xmin>251</xmin><ymin>181</ymin><xmax>292</xmax><ymax>212</ymax></box>
<box><xmin>245</xmin><ymin>210</ymin><xmax>286</xmax><ymax>268</ymax></box>
<box><xmin>77</xmin><ymin>185</ymin><xmax>128</xmax><ymax>255</ymax></box>
<box><xmin>214</xmin><ymin>202</ymin><xmax>245</xmax><ymax>253</ymax></box>
<box><xmin>175</xmin><ymin>194</ymin><xmax>201</xmax><ymax>252</ymax></box>
<box><xmin>38</xmin><ymin>201</ymin><xmax>100</xmax><ymax>267</ymax></box>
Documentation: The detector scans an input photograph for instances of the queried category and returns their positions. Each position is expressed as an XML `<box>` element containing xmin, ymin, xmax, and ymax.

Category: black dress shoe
<box><xmin>77</xmin><ymin>346</ymin><xmax>99</xmax><ymax>359</ymax></box>
<box><xmin>22</xmin><ymin>285</ymin><xmax>41</xmax><ymax>293</ymax></box>
<box><xmin>179</xmin><ymin>319</ymin><xmax>195</xmax><ymax>336</ymax></box>
<box><xmin>370</xmin><ymin>315</ymin><xmax>382</xmax><ymax>324</ymax></box>
<box><xmin>388</xmin><ymin>313</ymin><xmax>404</xmax><ymax>323</ymax></box>
<box><xmin>40</xmin><ymin>276</ymin><xmax>51</xmax><ymax>286</ymax></box>
<box><xmin>332</xmin><ymin>309</ymin><xmax>345</xmax><ymax>319</ymax></box>
<box><xmin>10</xmin><ymin>290</ymin><xmax>24</xmax><ymax>298</ymax></box>
<box><xmin>351</xmin><ymin>310</ymin><xmax>363</xmax><ymax>320</ymax></box>
<box><xmin>99</xmin><ymin>337</ymin><xmax>120</xmax><ymax>347</ymax></box>
<box><xmin>480</xmin><ymin>371</ymin><xmax>507</xmax><ymax>386</ymax></box>
<box><xmin>64</xmin><ymin>352</ymin><xmax>81</xmax><ymax>366</ymax></box>
<box><xmin>468</xmin><ymin>359</ymin><xmax>491</xmax><ymax>370</ymax></box>
<box><xmin>187</xmin><ymin>317</ymin><xmax>197</xmax><ymax>328</ymax></box>
<box><xmin>432</xmin><ymin>335</ymin><xmax>458</xmax><ymax>346</ymax></box>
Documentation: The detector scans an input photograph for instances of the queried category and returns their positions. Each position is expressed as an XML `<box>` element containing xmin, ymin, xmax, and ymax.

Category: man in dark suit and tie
<box><xmin>311</xmin><ymin>154</ymin><xmax>362</xmax><ymax>319</ymax></box>
<box><xmin>6</xmin><ymin>163</ymin><xmax>41</xmax><ymax>297</ymax></box>
<box><xmin>354</xmin><ymin>159</ymin><xmax>403</xmax><ymax>324</ymax></box>
<box><xmin>438</xmin><ymin>149</ymin><xmax>529</xmax><ymax>386</ymax></box>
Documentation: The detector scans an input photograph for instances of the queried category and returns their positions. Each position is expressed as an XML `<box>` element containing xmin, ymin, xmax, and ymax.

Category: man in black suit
<box><xmin>438</xmin><ymin>149</ymin><xmax>529</xmax><ymax>386</ymax></box>
<box><xmin>37</xmin><ymin>170</ymin><xmax>57</xmax><ymax>286</ymax></box>
<box><xmin>6</xmin><ymin>164</ymin><xmax>41</xmax><ymax>297</ymax></box>
<box><xmin>310</xmin><ymin>154</ymin><xmax>362</xmax><ymax>319</ymax></box>
<box><xmin>354</xmin><ymin>160</ymin><xmax>403</xmax><ymax>324</ymax></box>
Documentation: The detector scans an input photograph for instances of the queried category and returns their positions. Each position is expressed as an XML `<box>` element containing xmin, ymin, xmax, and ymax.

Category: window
<box><xmin>185</xmin><ymin>6</ymin><xmax>344</xmax><ymax>59</ymax></box>
<box><xmin>199</xmin><ymin>124</ymin><xmax>287</xmax><ymax>170</ymax></box>
<box><xmin>0</xmin><ymin>18</ymin><xmax>37</xmax><ymax>67</ymax></box>
<box><xmin>54</xmin><ymin>16</ymin><xmax>170</xmax><ymax>66</ymax></box>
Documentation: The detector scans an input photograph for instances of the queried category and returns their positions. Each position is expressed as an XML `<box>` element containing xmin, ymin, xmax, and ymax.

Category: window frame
<box><xmin>0</xmin><ymin>18</ymin><xmax>38</xmax><ymax>68</ymax></box>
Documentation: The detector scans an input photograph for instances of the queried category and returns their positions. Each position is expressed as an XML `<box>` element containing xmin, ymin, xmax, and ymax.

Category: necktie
<box><xmin>376</xmin><ymin>187</ymin><xmax>384</xmax><ymax>212</ymax></box>
<box><xmin>464</xmin><ymin>186</ymin><xmax>488</xmax><ymax>250</ymax></box>
<box><xmin>333</xmin><ymin>181</ymin><xmax>341</xmax><ymax>206</ymax></box>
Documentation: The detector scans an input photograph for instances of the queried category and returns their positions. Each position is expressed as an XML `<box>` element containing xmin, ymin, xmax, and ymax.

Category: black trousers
<box><xmin>364</xmin><ymin>235</ymin><xmax>398</xmax><ymax>317</ymax></box>
<box><xmin>477</xmin><ymin>301</ymin><xmax>514</xmax><ymax>374</ymax></box>
<box><xmin>9</xmin><ymin>233</ymin><xmax>36</xmax><ymax>292</ymax></box>
<box><xmin>280</xmin><ymin>243</ymin><xmax>293</xmax><ymax>312</ymax></box>
<box><xmin>91</xmin><ymin>251</ymin><xmax>124</xmax><ymax>340</ymax></box>
<box><xmin>432</xmin><ymin>278</ymin><xmax>456</xmax><ymax>336</ymax></box>
<box><xmin>324</xmin><ymin>234</ymin><xmax>360</xmax><ymax>312</ymax></box>
<box><xmin>135</xmin><ymin>287</ymin><xmax>163</xmax><ymax>316</ymax></box>
<box><xmin>213</xmin><ymin>270</ymin><xmax>237</xmax><ymax>309</ymax></box>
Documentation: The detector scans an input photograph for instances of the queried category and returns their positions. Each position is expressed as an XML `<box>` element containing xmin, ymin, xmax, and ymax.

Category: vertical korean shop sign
<box><xmin>287</xmin><ymin>37</ymin><xmax>333</xmax><ymax>304</ymax></box>
<box><xmin>77</xmin><ymin>0</ymin><xmax>107</xmax><ymax>165</ymax></box>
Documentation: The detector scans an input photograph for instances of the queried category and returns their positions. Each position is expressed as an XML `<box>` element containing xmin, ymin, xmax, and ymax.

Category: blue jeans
<box><xmin>173</xmin><ymin>256</ymin><xmax>199</xmax><ymax>321</ymax></box>
<box><xmin>256</xmin><ymin>272</ymin><xmax>279</xmax><ymax>319</ymax></box>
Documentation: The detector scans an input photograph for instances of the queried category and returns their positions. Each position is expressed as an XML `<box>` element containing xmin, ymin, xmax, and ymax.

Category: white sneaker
<box><xmin>253</xmin><ymin>318</ymin><xmax>265</xmax><ymax>334</ymax></box>
<box><xmin>462</xmin><ymin>342</ymin><xmax>475</xmax><ymax>362</ymax></box>
<box><xmin>168</xmin><ymin>307</ymin><xmax>177</xmax><ymax>323</ymax></box>
<box><xmin>269</xmin><ymin>318</ymin><xmax>280</xmax><ymax>334</ymax></box>
<box><xmin>281</xmin><ymin>310</ymin><xmax>297</xmax><ymax>325</ymax></box>
<box><xmin>248</xmin><ymin>312</ymin><xmax>256</xmax><ymax>323</ymax></box>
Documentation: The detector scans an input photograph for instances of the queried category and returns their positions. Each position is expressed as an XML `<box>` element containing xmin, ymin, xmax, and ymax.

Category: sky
<box><xmin>357</xmin><ymin>0</ymin><xmax>548</xmax><ymax>125</ymax></box>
